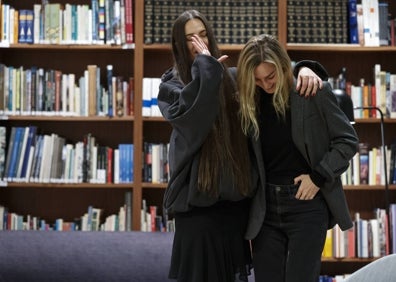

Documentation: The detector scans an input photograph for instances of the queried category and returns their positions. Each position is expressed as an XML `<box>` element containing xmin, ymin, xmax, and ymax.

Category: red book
<box><xmin>347</xmin><ymin>226</ymin><xmax>356</xmax><ymax>257</ymax></box>
<box><xmin>125</xmin><ymin>0</ymin><xmax>134</xmax><ymax>44</ymax></box>
<box><xmin>127</xmin><ymin>77</ymin><xmax>134</xmax><ymax>116</ymax></box>
<box><xmin>107</xmin><ymin>147</ymin><xmax>113</xmax><ymax>183</ymax></box>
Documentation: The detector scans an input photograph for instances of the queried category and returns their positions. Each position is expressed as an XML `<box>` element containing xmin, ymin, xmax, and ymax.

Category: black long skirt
<box><xmin>168</xmin><ymin>198</ymin><xmax>252</xmax><ymax>282</ymax></box>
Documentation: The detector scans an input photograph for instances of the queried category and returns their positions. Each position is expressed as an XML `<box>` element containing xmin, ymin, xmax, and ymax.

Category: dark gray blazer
<box><xmin>246</xmin><ymin>82</ymin><xmax>359</xmax><ymax>240</ymax></box>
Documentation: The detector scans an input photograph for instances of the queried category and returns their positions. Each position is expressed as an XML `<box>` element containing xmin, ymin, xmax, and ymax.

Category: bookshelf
<box><xmin>0</xmin><ymin>0</ymin><xmax>139</xmax><ymax>230</ymax></box>
<box><xmin>1</xmin><ymin>0</ymin><xmax>396</xmax><ymax>277</ymax></box>
<box><xmin>140</xmin><ymin>0</ymin><xmax>396</xmax><ymax>278</ymax></box>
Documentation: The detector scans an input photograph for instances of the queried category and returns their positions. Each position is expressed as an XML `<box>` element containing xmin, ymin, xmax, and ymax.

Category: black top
<box><xmin>259</xmin><ymin>89</ymin><xmax>325</xmax><ymax>187</ymax></box>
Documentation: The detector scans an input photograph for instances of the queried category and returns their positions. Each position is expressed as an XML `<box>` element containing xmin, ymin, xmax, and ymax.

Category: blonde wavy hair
<box><xmin>237</xmin><ymin>34</ymin><xmax>294</xmax><ymax>139</ymax></box>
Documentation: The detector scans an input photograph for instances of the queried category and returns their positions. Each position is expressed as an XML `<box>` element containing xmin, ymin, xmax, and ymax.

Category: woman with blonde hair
<box><xmin>237</xmin><ymin>34</ymin><xmax>359</xmax><ymax>282</ymax></box>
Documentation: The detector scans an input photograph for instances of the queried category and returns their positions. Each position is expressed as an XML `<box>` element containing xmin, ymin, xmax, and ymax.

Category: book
<box><xmin>87</xmin><ymin>65</ymin><xmax>97</xmax><ymax>116</ymax></box>
<box><xmin>107</xmin><ymin>65</ymin><xmax>113</xmax><ymax>117</ymax></box>
<box><xmin>362</xmin><ymin>0</ymin><xmax>380</xmax><ymax>46</ymax></box>
<box><xmin>322</xmin><ymin>229</ymin><xmax>333</xmax><ymax>257</ymax></box>
<box><xmin>359</xmin><ymin>143</ymin><xmax>369</xmax><ymax>184</ymax></box>
<box><xmin>18</xmin><ymin>9</ymin><xmax>28</xmax><ymax>43</ymax></box>
<box><xmin>115</xmin><ymin>76</ymin><xmax>124</xmax><ymax>117</ymax></box>
<box><xmin>15</xmin><ymin>127</ymin><xmax>30</xmax><ymax>180</ymax></box>
<box><xmin>6</xmin><ymin>127</ymin><xmax>24</xmax><ymax>181</ymax></box>
<box><xmin>378</xmin><ymin>2</ymin><xmax>389</xmax><ymax>46</ymax></box>
<box><xmin>91</xmin><ymin>0</ymin><xmax>99</xmax><ymax>42</ymax></box>
<box><xmin>348</xmin><ymin>0</ymin><xmax>358</xmax><ymax>44</ymax></box>
<box><xmin>390</xmin><ymin>203</ymin><xmax>396</xmax><ymax>254</ymax></box>
<box><xmin>124</xmin><ymin>0</ymin><xmax>134</xmax><ymax>44</ymax></box>
<box><xmin>125</xmin><ymin>190</ymin><xmax>132</xmax><ymax>231</ymax></box>
<box><xmin>0</xmin><ymin>126</ymin><xmax>5</xmax><ymax>180</ymax></box>
<box><xmin>25</xmin><ymin>10</ymin><xmax>34</xmax><ymax>44</ymax></box>
<box><xmin>97</xmin><ymin>0</ymin><xmax>106</xmax><ymax>43</ymax></box>
<box><xmin>44</xmin><ymin>3</ymin><xmax>61</xmax><ymax>44</ymax></box>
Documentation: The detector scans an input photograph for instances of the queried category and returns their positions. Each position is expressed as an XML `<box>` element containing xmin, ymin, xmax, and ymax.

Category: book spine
<box><xmin>18</xmin><ymin>9</ymin><xmax>27</xmax><ymax>43</ymax></box>
<box><xmin>107</xmin><ymin>65</ymin><xmax>113</xmax><ymax>117</ymax></box>
<box><xmin>124</xmin><ymin>0</ymin><xmax>133</xmax><ymax>44</ymax></box>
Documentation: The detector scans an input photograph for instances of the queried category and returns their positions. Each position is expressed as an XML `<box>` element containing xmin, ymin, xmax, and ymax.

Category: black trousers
<box><xmin>252</xmin><ymin>183</ymin><xmax>329</xmax><ymax>282</ymax></box>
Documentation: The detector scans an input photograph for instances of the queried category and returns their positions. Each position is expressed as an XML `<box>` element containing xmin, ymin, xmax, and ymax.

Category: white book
<box><xmin>0</xmin><ymin>205</ymin><xmax>4</xmax><ymax>230</ymax></box>
<box><xmin>90</xmin><ymin>145</ymin><xmax>98</xmax><ymax>183</ymax></box>
<box><xmin>68</xmin><ymin>74</ymin><xmax>75</xmax><ymax>114</ymax></box>
<box><xmin>351</xmin><ymin>85</ymin><xmax>362</xmax><ymax>118</ymax></box>
<box><xmin>39</xmin><ymin>134</ymin><xmax>55</xmax><ymax>183</ymax></box>
<box><xmin>352</xmin><ymin>153</ymin><xmax>360</xmax><ymax>185</ymax></box>
<box><xmin>24</xmin><ymin>145</ymin><xmax>35</xmax><ymax>182</ymax></box>
<box><xmin>74</xmin><ymin>141</ymin><xmax>84</xmax><ymax>183</ymax></box>
<box><xmin>118</xmin><ymin>206</ymin><xmax>126</xmax><ymax>231</ymax></box>
<box><xmin>359</xmin><ymin>219</ymin><xmax>369</xmax><ymax>258</ymax></box>
<box><xmin>61</xmin><ymin>74</ymin><xmax>68</xmax><ymax>114</ymax></box>
<box><xmin>142</xmin><ymin>77</ymin><xmax>152</xmax><ymax>117</ymax></box>
<box><xmin>62</xmin><ymin>4</ymin><xmax>71</xmax><ymax>43</ymax></box>
<box><xmin>151</xmin><ymin>78</ymin><xmax>162</xmax><ymax>117</ymax></box>
<box><xmin>113</xmin><ymin>148</ymin><xmax>120</xmax><ymax>184</ymax></box>
<box><xmin>2</xmin><ymin>4</ymin><xmax>10</xmax><ymax>43</ymax></box>
<box><xmin>33</xmin><ymin>4</ymin><xmax>41</xmax><ymax>44</ymax></box>
<box><xmin>151</xmin><ymin>143</ymin><xmax>160</xmax><ymax>183</ymax></box>
<box><xmin>74</xmin><ymin>86</ymin><xmax>81</xmax><ymax>116</ymax></box>
<box><xmin>9</xmin><ymin>7</ymin><xmax>14</xmax><ymax>44</ymax></box>
<box><xmin>362</xmin><ymin>0</ymin><xmax>380</xmax><ymax>46</ymax></box>
<box><xmin>369</xmin><ymin>219</ymin><xmax>380</xmax><ymax>257</ymax></box>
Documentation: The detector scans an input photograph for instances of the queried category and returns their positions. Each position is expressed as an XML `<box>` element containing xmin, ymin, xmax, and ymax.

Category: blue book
<box><xmin>25</xmin><ymin>10</ymin><xmax>34</xmax><ymax>44</ymax></box>
<box><xmin>91</xmin><ymin>0</ymin><xmax>99</xmax><ymax>41</ymax></box>
<box><xmin>4</xmin><ymin>127</ymin><xmax>16</xmax><ymax>179</ymax></box>
<box><xmin>107</xmin><ymin>65</ymin><xmax>113</xmax><ymax>117</ymax></box>
<box><xmin>7</xmin><ymin>127</ymin><xmax>23</xmax><ymax>180</ymax></box>
<box><xmin>20</xmin><ymin>126</ymin><xmax>38</xmax><ymax>179</ymax></box>
<box><xmin>348</xmin><ymin>0</ymin><xmax>359</xmax><ymax>44</ymax></box>
<box><xmin>18</xmin><ymin>10</ymin><xmax>28</xmax><ymax>43</ymax></box>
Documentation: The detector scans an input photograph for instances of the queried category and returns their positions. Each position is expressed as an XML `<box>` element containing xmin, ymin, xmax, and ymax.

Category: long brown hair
<box><xmin>172</xmin><ymin>10</ymin><xmax>250</xmax><ymax>196</ymax></box>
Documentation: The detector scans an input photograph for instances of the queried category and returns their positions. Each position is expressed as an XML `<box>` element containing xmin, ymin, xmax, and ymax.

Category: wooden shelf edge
<box><xmin>2</xmin><ymin>43</ymin><xmax>135</xmax><ymax>50</ymax></box>
<box><xmin>321</xmin><ymin>257</ymin><xmax>379</xmax><ymax>263</ymax></box>
<box><xmin>4</xmin><ymin>182</ymin><xmax>134</xmax><ymax>189</ymax></box>
<box><xmin>145</xmin><ymin>43</ymin><xmax>396</xmax><ymax>52</ymax></box>
<box><xmin>343</xmin><ymin>184</ymin><xmax>396</xmax><ymax>190</ymax></box>
<box><xmin>1</xmin><ymin>115</ymin><xmax>134</xmax><ymax>122</ymax></box>
<box><xmin>142</xmin><ymin>183</ymin><xmax>167</xmax><ymax>189</ymax></box>
<box><xmin>287</xmin><ymin>44</ymin><xmax>396</xmax><ymax>52</ymax></box>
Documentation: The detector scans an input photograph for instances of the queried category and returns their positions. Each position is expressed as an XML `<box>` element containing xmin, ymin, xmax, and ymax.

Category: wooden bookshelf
<box><xmin>1</xmin><ymin>0</ymin><xmax>395</xmax><ymax>277</ymax></box>
<box><xmin>140</xmin><ymin>0</ymin><xmax>396</xmax><ymax>278</ymax></box>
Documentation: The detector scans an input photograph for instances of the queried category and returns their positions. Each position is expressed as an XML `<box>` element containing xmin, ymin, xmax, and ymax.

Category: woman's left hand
<box><xmin>296</xmin><ymin>67</ymin><xmax>323</xmax><ymax>97</ymax></box>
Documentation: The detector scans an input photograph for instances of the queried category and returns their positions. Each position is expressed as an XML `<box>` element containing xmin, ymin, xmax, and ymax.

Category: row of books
<box><xmin>0</xmin><ymin>126</ymin><xmax>133</xmax><ymax>184</ymax></box>
<box><xmin>333</xmin><ymin>64</ymin><xmax>395</xmax><ymax>119</ymax></box>
<box><xmin>322</xmin><ymin>206</ymin><xmax>396</xmax><ymax>259</ymax></box>
<box><xmin>144</xmin><ymin>0</ymin><xmax>278</xmax><ymax>45</ymax></box>
<box><xmin>341</xmin><ymin>142</ymin><xmax>389</xmax><ymax>186</ymax></box>
<box><xmin>348</xmin><ymin>0</ymin><xmax>392</xmax><ymax>46</ymax></box>
<box><xmin>142</xmin><ymin>141</ymin><xmax>170</xmax><ymax>184</ymax></box>
<box><xmin>288</xmin><ymin>0</ymin><xmax>392</xmax><ymax>46</ymax></box>
<box><xmin>0</xmin><ymin>0</ymin><xmax>134</xmax><ymax>46</ymax></box>
<box><xmin>141</xmin><ymin>199</ymin><xmax>175</xmax><ymax>232</ymax></box>
<box><xmin>0</xmin><ymin>63</ymin><xmax>134</xmax><ymax>117</ymax></box>
<box><xmin>342</xmin><ymin>140</ymin><xmax>396</xmax><ymax>187</ymax></box>
<box><xmin>0</xmin><ymin>191</ymin><xmax>132</xmax><ymax>231</ymax></box>
<box><xmin>288</xmin><ymin>0</ymin><xmax>349</xmax><ymax>44</ymax></box>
